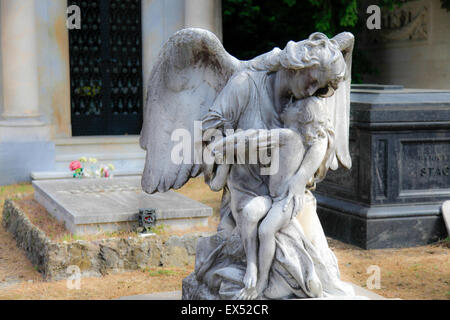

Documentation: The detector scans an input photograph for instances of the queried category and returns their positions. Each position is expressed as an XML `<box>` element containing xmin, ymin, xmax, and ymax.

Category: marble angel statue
<box><xmin>140</xmin><ymin>28</ymin><xmax>356</xmax><ymax>300</ymax></box>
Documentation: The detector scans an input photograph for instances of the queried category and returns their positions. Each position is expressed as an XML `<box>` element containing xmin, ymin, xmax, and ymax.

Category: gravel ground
<box><xmin>0</xmin><ymin>180</ymin><xmax>448</xmax><ymax>300</ymax></box>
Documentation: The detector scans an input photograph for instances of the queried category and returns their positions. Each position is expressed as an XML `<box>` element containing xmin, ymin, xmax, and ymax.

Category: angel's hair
<box><xmin>248</xmin><ymin>32</ymin><xmax>346</xmax><ymax>80</ymax></box>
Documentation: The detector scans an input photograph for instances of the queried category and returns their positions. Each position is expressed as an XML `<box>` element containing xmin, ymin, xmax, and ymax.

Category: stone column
<box><xmin>0</xmin><ymin>0</ymin><xmax>54</xmax><ymax>185</ymax></box>
<box><xmin>141</xmin><ymin>0</ymin><xmax>186</xmax><ymax>102</ymax></box>
<box><xmin>1</xmin><ymin>0</ymin><xmax>40</xmax><ymax>120</ymax></box>
<box><xmin>185</xmin><ymin>0</ymin><xmax>222</xmax><ymax>41</ymax></box>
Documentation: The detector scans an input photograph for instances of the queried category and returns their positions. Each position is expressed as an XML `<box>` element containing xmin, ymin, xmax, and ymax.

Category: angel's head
<box><xmin>267</xmin><ymin>33</ymin><xmax>347</xmax><ymax>100</ymax></box>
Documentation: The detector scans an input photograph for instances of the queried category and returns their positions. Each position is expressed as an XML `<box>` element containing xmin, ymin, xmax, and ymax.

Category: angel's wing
<box><xmin>324</xmin><ymin>32</ymin><xmax>354</xmax><ymax>171</ymax></box>
<box><xmin>140</xmin><ymin>28</ymin><xmax>241</xmax><ymax>194</ymax></box>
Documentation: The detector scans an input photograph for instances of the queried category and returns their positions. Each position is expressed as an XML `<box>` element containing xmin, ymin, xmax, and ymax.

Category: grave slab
<box><xmin>32</xmin><ymin>177</ymin><xmax>212</xmax><ymax>234</ymax></box>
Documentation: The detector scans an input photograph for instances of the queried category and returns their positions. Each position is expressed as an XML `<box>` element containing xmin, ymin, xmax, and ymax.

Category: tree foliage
<box><xmin>222</xmin><ymin>0</ymin><xmax>447</xmax><ymax>83</ymax></box>
<box><xmin>440</xmin><ymin>0</ymin><xmax>450</xmax><ymax>11</ymax></box>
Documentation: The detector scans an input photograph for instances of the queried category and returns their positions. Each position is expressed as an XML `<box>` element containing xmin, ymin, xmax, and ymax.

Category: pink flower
<box><xmin>69</xmin><ymin>160</ymin><xmax>82</xmax><ymax>171</ymax></box>
<box><xmin>104</xmin><ymin>168</ymin><xmax>110</xmax><ymax>178</ymax></box>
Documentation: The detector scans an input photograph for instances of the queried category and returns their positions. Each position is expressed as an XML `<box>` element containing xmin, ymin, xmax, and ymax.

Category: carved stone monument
<box><xmin>316</xmin><ymin>85</ymin><xmax>450</xmax><ymax>249</ymax></box>
<box><xmin>140</xmin><ymin>28</ymin><xmax>357</xmax><ymax>299</ymax></box>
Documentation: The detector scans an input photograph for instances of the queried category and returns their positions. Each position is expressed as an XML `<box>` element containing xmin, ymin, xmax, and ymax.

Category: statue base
<box><xmin>181</xmin><ymin>192</ymin><xmax>358</xmax><ymax>300</ymax></box>
<box><xmin>182</xmin><ymin>272</ymin><xmax>218</xmax><ymax>300</ymax></box>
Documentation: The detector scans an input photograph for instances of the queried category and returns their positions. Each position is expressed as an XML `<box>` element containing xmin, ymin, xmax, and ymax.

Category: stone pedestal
<box><xmin>315</xmin><ymin>85</ymin><xmax>450</xmax><ymax>249</ymax></box>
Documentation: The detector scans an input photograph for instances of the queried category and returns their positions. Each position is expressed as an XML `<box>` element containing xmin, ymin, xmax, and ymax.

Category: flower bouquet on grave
<box><xmin>69</xmin><ymin>160</ymin><xmax>83</xmax><ymax>178</ymax></box>
<box><xmin>69</xmin><ymin>157</ymin><xmax>115</xmax><ymax>178</ymax></box>
<box><xmin>99</xmin><ymin>164</ymin><xmax>115</xmax><ymax>178</ymax></box>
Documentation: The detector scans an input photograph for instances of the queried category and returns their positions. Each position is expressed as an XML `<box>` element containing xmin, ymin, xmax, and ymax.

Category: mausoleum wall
<box><xmin>363</xmin><ymin>0</ymin><xmax>450</xmax><ymax>89</ymax></box>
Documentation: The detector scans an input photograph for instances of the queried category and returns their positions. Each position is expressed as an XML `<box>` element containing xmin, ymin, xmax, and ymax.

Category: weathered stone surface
<box><xmin>316</xmin><ymin>86</ymin><xmax>450</xmax><ymax>249</ymax></box>
<box><xmin>182</xmin><ymin>211</ymin><xmax>355</xmax><ymax>300</ymax></box>
<box><xmin>128</xmin><ymin>286</ymin><xmax>389</xmax><ymax>300</ymax></box>
<box><xmin>182</xmin><ymin>272</ymin><xmax>217</xmax><ymax>300</ymax></box>
<box><xmin>182</xmin><ymin>273</ymin><xmax>379</xmax><ymax>300</ymax></box>
<box><xmin>2</xmin><ymin>199</ymin><xmax>208</xmax><ymax>280</ymax></box>
<box><xmin>32</xmin><ymin>177</ymin><xmax>212</xmax><ymax>234</ymax></box>
<box><xmin>2</xmin><ymin>199</ymin><xmax>50</xmax><ymax>274</ymax></box>
<box><xmin>161</xmin><ymin>234</ymin><xmax>207</xmax><ymax>267</ymax></box>
<box><xmin>141</xmin><ymin>28</ymin><xmax>356</xmax><ymax>300</ymax></box>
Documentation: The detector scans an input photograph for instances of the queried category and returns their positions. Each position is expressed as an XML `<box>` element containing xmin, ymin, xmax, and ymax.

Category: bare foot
<box><xmin>307</xmin><ymin>275</ymin><xmax>323</xmax><ymax>297</ymax></box>
<box><xmin>235</xmin><ymin>287</ymin><xmax>259</xmax><ymax>300</ymax></box>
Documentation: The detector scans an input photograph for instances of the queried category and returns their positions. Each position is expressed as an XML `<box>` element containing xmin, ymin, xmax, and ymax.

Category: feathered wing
<box><xmin>324</xmin><ymin>32</ymin><xmax>354</xmax><ymax>171</ymax></box>
<box><xmin>140</xmin><ymin>28</ymin><xmax>241</xmax><ymax>194</ymax></box>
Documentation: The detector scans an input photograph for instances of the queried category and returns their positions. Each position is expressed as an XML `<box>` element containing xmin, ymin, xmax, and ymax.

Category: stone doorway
<box><xmin>68</xmin><ymin>0</ymin><xmax>143</xmax><ymax>136</ymax></box>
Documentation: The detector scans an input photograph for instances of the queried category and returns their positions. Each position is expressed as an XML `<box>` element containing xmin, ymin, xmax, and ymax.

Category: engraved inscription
<box><xmin>419</xmin><ymin>166</ymin><xmax>450</xmax><ymax>177</ymax></box>
<box><xmin>57</xmin><ymin>183</ymin><xmax>141</xmax><ymax>195</ymax></box>
<box><xmin>364</xmin><ymin>0</ymin><xmax>430</xmax><ymax>46</ymax></box>
<box><xmin>401</xmin><ymin>141</ymin><xmax>450</xmax><ymax>191</ymax></box>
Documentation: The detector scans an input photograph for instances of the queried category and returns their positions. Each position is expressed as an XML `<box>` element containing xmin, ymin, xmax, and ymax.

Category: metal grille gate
<box><xmin>68</xmin><ymin>0</ymin><xmax>143</xmax><ymax>136</ymax></box>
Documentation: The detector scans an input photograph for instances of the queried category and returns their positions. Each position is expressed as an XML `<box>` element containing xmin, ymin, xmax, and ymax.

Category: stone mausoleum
<box><xmin>315</xmin><ymin>85</ymin><xmax>450</xmax><ymax>249</ymax></box>
<box><xmin>361</xmin><ymin>0</ymin><xmax>450</xmax><ymax>89</ymax></box>
<box><xmin>313</xmin><ymin>0</ymin><xmax>450</xmax><ymax>248</ymax></box>
<box><xmin>0</xmin><ymin>0</ymin><xmax>222</xmax><ymax>185</ymax></box>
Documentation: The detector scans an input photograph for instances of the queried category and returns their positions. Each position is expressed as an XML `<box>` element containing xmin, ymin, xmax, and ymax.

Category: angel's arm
<box><xmin>293</xmin><ymin>137</ymin><xmax>328</xmax><ymax>186</ymax></box>
<box><xmin>207</xmin><ymin>128</ymin><xmax>284</xmax><ymax>164</ymax></box>
<box><xmin>202</xmin><ymin>72</ymin><xmax>251</xmax><ymax>190</ymax></box>
<box><xmin>283</xmin><ymin>135</ymin><xmax>328</xmax><ymax>214</ymax></box>
<box><xmin>202</xmin><ymin>72</ymin><xmax>251</xmax><ymax>137</ymax></box>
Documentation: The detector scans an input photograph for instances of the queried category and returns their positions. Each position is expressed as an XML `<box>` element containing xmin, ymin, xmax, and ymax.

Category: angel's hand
<box><xmin>208</xmin><ymin>140</ymin><xmax>226</xmax><ymax>163</ymax></box>
<box><xmin>282</xmin><ymin>177</ymin><xmax>306</xmax><ymax>217</ymax></box>
<box><xmin>282</xmin><ymin>192</ymin><xmax>304</xmax><ymax>218</ymax></box>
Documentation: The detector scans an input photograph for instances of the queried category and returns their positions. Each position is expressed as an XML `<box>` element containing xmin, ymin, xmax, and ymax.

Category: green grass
<box><xmin>61</xmin><ymin>233</ymin><xmax>83</xmax><ymax>242</ymax></box>
<box><xmin>0</xmin><ymin>183</ymin><xmax>34</xmax><ymax>219</ymax></box>
<box><xmin>0</xmin><ymin>183</ymin><xmax>33</xmax><ymax>203</ymax></box>
<box><xmin>434</xmin><ymin>237</ymin><xmax>450</xmax><ymax>248</ymax></box>
<box><xmin>146</xmin><ymin>268</ymin><xmax>177</xmax><ymax>277</ymax></box>
<box><xmin>150</xmin><ymin>224</ymin><xmax>167</xmax><ymax>235</ymax></box>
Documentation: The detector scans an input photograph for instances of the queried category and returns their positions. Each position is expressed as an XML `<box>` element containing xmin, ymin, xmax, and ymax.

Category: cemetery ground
<box><xmin>0</xmin><ymin>179</ymin><xmax>449</xmax><ymax>300</ymax></box>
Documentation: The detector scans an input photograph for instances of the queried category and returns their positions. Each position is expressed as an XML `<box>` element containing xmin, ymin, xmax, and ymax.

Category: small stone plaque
<box><xmin>32</xmin><ymin>177</ymin><xmax>212</xmax><ymax>234</ymax></box>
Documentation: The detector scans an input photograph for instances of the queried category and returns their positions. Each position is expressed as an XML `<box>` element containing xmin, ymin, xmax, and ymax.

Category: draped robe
<box><xmin>189</xmin><ymin>70</ymin><xmax>354</xmax><ymax>299</ymax></box>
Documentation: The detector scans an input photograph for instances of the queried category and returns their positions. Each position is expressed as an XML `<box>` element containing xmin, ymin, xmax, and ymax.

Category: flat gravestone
<box><xmin>32</xmin><ymin>177</ymin><xmax>212</xmax><ymax>235</ymax></box>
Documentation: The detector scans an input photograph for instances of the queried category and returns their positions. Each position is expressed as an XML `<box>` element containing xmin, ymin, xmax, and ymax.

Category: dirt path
<box><xmin>0</xmin><ymin>180</ymin><xmax>448</xmax><ymax>300</ymax></box>
<box><xmin>0</xmin><ymin>184</ymin><xmax>42</xmax><ymax>289</ymax></box>
<box><xmin>330</xmin><ymin>238</ymin><xmax>449</xmax><ymax>300</ymax></box>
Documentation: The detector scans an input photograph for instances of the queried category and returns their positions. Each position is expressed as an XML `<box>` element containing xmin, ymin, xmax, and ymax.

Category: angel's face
<box><xmin>287</xmin><ymin>67</ymin><xmax>328</xmax><ymax>99</ymax></box>
<box><xmin>283</xmin><ymin>58</ymin><xmax>345</xmax><ymax>100</ymax></box>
